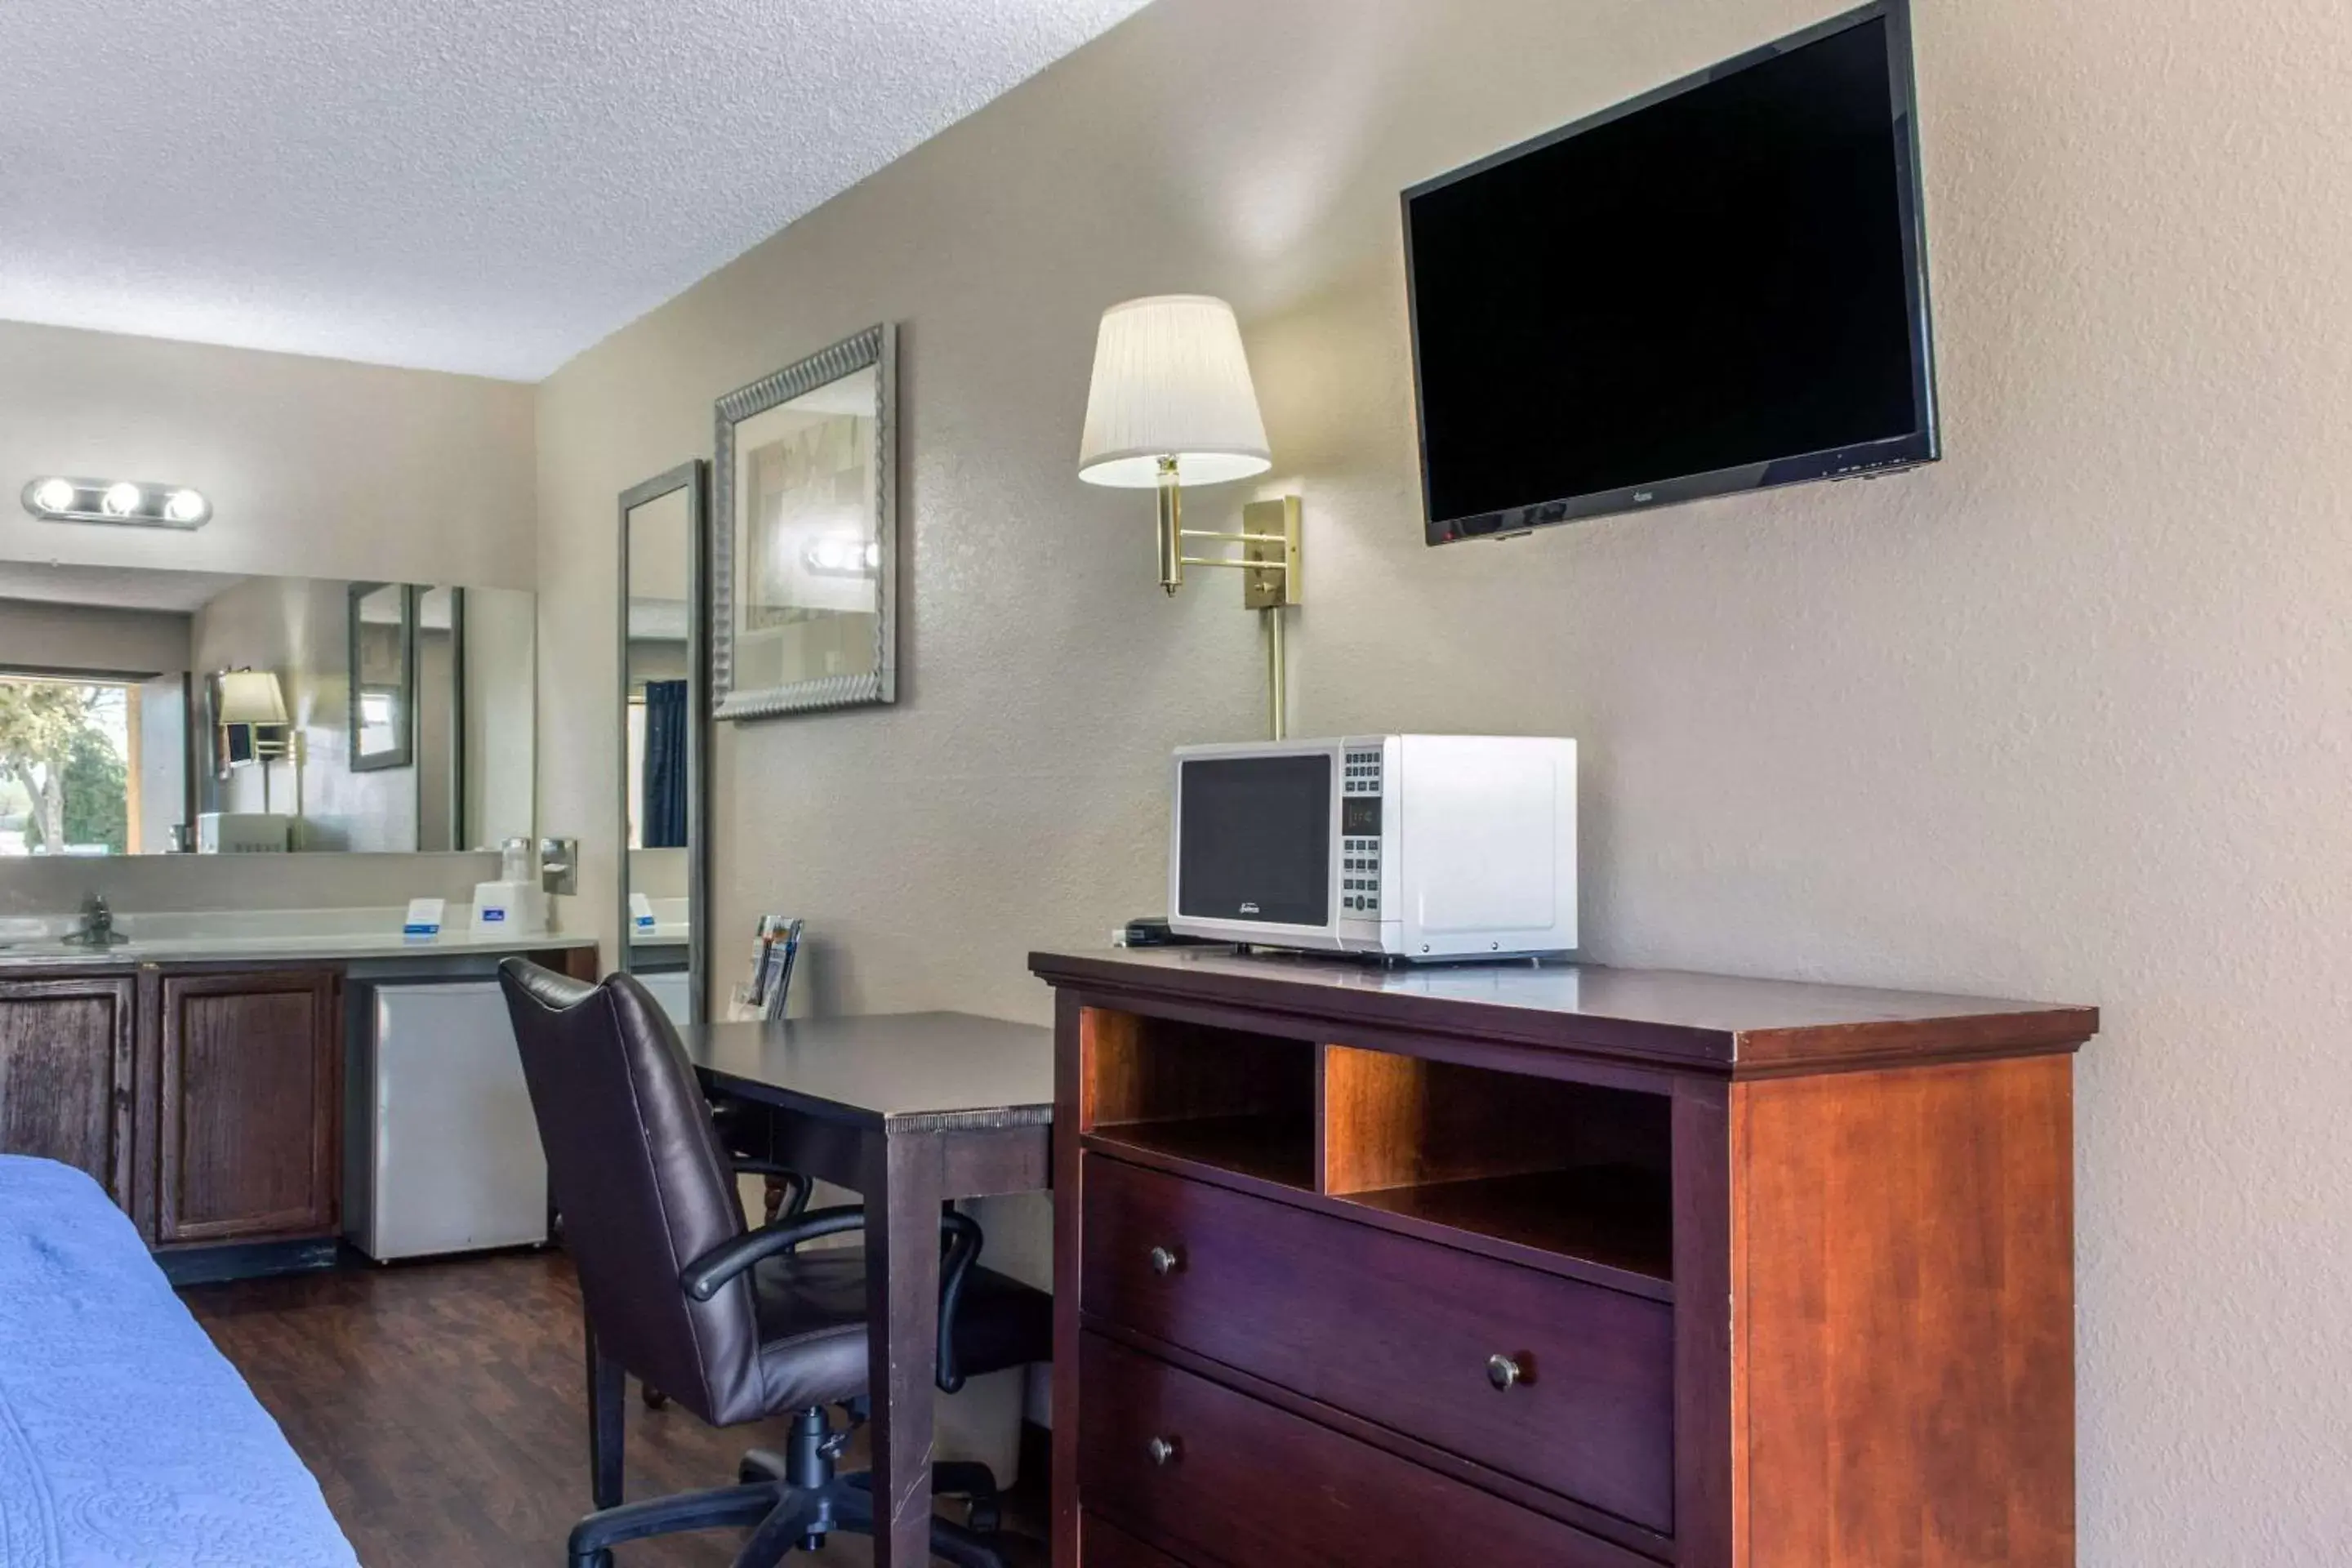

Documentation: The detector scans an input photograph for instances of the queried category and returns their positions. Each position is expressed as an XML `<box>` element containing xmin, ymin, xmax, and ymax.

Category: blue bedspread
<box><xmin>0</xmin><ymin>1156</ymin><xmax>359</xmax><ymax>1568</ymax></box>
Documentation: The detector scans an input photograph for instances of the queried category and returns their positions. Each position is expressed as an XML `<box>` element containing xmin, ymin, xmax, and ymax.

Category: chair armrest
<box><xmin>679</xmin><ymin>1205</ymin><xmax>992</xmax><ymax>1398</ymax></box>
<box><xmin>681</xmin><ymin>1205</ymin><xmax>868</xmax><ymax>1300</ymax></box>
<box><xmin>729</xmin><ymin>1161</ymin><xmax>814</xmax><ymax>1224</ymax></box>
<box><xmin>936</xmin><ymin>1210</ymin><xmax>983</xmax><ymax>1395</ymax></box>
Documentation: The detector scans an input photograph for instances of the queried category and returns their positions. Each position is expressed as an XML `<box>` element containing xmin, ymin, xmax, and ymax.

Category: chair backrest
<box><xmin>497</xmin><ymin>958</ymin><xmax>764</xmax><ymax>1425</ymax></box>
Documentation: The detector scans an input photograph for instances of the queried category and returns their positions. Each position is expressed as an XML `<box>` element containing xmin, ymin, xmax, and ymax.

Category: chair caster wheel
<box><xmin>640</xmin><ymin>1383</ymin><xmax>669</xmax><ymax>1410</ymax></box>
<box><xmin>968</xmin><ymin>1499</ymin><xmax>1002</xmax><ymax>1534</ymax></box>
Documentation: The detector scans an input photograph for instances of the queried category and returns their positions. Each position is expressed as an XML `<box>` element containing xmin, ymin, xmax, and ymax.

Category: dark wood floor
<box><xmin>183</xmin><ymin>1250</ymin><xmax>1027</xmax><ymax>1566</ymax></box>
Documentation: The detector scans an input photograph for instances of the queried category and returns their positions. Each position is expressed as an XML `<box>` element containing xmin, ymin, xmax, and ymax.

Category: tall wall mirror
<box><xmin>619</xmin><ymin>461</ymin><xmax>708</xmax><ymax>1024</ymax></box>
<box><xmin>0</xmin><ymin>561</ymin><xmax>535</xmax><ymax>856</ymax></box>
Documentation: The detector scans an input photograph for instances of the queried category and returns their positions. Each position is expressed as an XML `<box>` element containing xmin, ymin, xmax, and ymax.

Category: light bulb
<box><xmin>100</xmin><ymin>482</ymin><xmax>143</xmax><ymax>517</ymax></box>
<box><xmin>31</xmin><ymin>478</ymin><xmax>76</xmax><ymax>514</ymax></box>
<box><xmin>163</xmin><ymin>488</ymin><xmax>207</xmax><ymax>523</ymax></box>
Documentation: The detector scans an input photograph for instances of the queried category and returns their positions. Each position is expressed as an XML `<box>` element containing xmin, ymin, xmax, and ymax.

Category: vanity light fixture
<box><xmin>20</xmin><ymin>476</ymin><xmax>213</xmax><ymax>530</ymax></box>
<box><xmin>1078</xmin><ymin>295</ymin><xmax>1304</xmax><ymax>740</ymax></box>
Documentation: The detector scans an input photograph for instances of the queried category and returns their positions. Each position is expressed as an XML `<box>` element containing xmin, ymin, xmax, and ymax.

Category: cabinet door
<box><xmin>0</xmin><ymin>973</ymin><xmax>136</xmax><ymax>1206</ymax></box>
<box><xmin>157</xmin><ymin>968</ymin><xmax>341</xmax><ymax>1244</ymax></box>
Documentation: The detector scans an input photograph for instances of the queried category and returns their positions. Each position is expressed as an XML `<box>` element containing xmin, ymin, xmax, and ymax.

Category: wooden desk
<box><xmin>675</xmin><ymin>1013</ymin><xmax>1054</xmax><ymax>1568</ymax></box>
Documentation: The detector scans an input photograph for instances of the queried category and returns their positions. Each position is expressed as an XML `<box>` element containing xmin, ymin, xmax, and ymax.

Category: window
<box><xmin>0</xmin><ymin>675</ymin><xmax>136</xmax><ymax>856</ymax></box>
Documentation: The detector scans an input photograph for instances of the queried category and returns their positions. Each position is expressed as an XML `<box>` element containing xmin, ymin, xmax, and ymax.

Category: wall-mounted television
<box><xmin>1403</xmin><ymin>0</ymin><xmax>1938</xmax><ymax>546</ymax></box>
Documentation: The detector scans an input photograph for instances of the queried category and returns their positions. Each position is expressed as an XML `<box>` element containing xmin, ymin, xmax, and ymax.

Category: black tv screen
<box><xmin>1404</xmin><ymin>0</ymin><xmax>1937</xmax><ymax>545</ymax></box>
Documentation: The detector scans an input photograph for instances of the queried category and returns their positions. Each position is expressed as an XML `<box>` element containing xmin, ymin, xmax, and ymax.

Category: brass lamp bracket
<box><xmin>1176</xmin><ymin>496</ymin><xmax>1303</xmax><ymax>609</ymax></box>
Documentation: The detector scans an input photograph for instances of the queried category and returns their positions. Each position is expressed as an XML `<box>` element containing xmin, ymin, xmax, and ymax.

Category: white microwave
<box><xmin>1168</xmin><ymin>735</ymin><xmax>1577</xmax><ymax>960</ymax></box>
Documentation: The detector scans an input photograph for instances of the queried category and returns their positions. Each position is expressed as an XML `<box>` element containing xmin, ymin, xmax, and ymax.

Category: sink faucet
<box><xmin>61</xmin><ymin>893</ymin><xmax>128</xmax><ymax>948</ymax></box>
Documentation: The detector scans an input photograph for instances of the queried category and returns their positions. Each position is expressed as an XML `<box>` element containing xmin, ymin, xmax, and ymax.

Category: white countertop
<box><xmin>0</xmin><ymin>906</ymin><xmax>595</xmax><ymax>971</ymax></box>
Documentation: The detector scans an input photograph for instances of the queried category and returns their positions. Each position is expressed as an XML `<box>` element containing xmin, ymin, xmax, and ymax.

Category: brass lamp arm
<box><xmin>1178</xmin><ymin>555</ymin><xmax>1291</xmax><ymax>572</ymax></box>
<box><xmin>1180</xmin><ymin>528</ymin><xmax>1294</xmax><ymax>546</ymax></box>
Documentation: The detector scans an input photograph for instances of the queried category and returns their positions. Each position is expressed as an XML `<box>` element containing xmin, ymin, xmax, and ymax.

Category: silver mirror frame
<box><xmin>617</xmin><ymin>460</ymin><xmax>710</xmax><ymax>1021</ymax></box>
<box><xmin>711</xmin><ymin>322</ymin><xmax>898</xmax><ymax>720</ymax></box>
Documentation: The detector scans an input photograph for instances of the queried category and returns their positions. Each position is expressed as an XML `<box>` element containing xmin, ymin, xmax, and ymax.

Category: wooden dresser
<box><xmin>1030</xmin><ymin>948</ymin><xmax>2096</xmax><ymax>1568</ymax></box>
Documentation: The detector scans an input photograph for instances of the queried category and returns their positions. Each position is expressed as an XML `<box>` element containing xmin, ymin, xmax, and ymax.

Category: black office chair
<box><xmin>498</xmin><ymin>958</ymin><xmax>1050</xmax><ymax>1568</ymax></box>
<box><xmin>640</xmin><ymin>1098</ymin><xmax>812</xmax><ymax>1410</ymax></box>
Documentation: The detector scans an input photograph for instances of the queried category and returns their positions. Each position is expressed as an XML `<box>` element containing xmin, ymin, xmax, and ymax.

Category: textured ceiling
<box><xmin>0</xmin><ymin>0</ymin><xmax>1150</xmax><ymax>381</ymax></box>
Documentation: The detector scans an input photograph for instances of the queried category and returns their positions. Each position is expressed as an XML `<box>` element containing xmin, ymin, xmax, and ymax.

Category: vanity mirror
<box><xmin>713</xmin><ymin>323</ymin><xmax>897</xmax><ymax>719</ymax></box>
<box><xmin>0</xmin><ymin>560</ymin><xmax>535</xmax><ymax>856</ymax></box>
<box><xmin>618</xmin><ymin>461</ymin><xmax>708</xmax><ymax>1023</ymax></box>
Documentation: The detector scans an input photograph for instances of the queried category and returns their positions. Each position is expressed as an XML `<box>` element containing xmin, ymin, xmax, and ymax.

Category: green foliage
<box><xmin>0</xmin><ymin>679</ymin><xmax>126</xmax><ymax>853</ymax></box>
<box><xmin>0</xmin><ymin>680</ymin><xmax>86</xmax><ymax>766</ymax></box>
<box><xmin>59</xmin><ymin>726</ymin><xmax>127</xmax><ymax>854</ymax></box>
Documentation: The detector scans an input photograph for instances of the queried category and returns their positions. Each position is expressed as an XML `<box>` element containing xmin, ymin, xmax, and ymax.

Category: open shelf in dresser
<box><xmin>1321</xmin><ymin>1043</ymin><xmax>1674</xmax><ymax>1290</ymax></box>
<box><xmin>1075</xmin><ymin>1005</ymin><xmax>1674</xmax><ymax>1292</ymax></box>
<box><xmin>1079</xmin><ymin>1009</ymin><xmax>1317</xmax><ymax>1192</ymax></box>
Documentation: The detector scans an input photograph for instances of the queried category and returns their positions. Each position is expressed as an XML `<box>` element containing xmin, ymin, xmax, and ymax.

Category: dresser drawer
<box><xmin>1081</xmin><ymin>1154</ymin><xmax>1674</xmax><ymax>1532</ymax></box>
<box><xmin>1080</xmin><ymin>1333</ymin><xmax>1651</xmax><ymax>1568</ymax></box>
<box><xmin>1084</xmin><ymin>1512</ymin><xmax>1195</xmax><ymax>1567</ymax></box>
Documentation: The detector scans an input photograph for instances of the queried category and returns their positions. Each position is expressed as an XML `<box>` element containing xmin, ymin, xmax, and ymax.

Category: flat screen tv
<box><xmin>1404</xmin><ymin>0</ymin><xmax>1937</xmax><ymax>546</ymax></box>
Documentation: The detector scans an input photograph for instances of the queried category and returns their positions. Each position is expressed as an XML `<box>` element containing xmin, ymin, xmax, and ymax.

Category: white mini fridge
<box><xmin>348</xmin><ymin>979</ymin><xmax>549</xmax><ymax>1261</ymax></box>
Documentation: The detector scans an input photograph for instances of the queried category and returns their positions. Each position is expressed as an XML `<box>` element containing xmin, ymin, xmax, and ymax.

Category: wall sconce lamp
<box><xmin>216</xmin><ymin>668</ymin><xmax>296</xmax><ymax>813</ymax></box>
<box><xmin>1078</xmin><ymin>295</ymin><xmax>1304</xmax><ymax>739</ymax></box>
<box><xmin>21</xmin><ymin>476</ymin><xmax>212</xmax><ymax>529</ymax></box>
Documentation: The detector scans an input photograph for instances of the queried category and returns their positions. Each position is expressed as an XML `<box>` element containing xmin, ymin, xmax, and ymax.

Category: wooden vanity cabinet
<box><xmin>0</xmin><ymin>963</ymin><xmax>342</xmax><ymax>1246</ymax></box>
<box><xmin>0</xmin><ymin>971</ymin><xmax>137</xmax><ymax>1207</ymax></box>
<box><xmin>150</xmin><ymin>967</ymin><xmax>342</xmax><ymax>1245</ymax></box>
<box><xmin>4</xmin><ymin>945</ymin><xmax>593</xmax><ymax>1254</ymax></box>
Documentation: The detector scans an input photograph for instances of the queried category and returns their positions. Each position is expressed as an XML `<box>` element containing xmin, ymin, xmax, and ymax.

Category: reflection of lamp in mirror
<box><xmin>802</xmin><ymin>533</ymin><xmax>880</xmax><ymax>578</ymax></box>
<box><xmin>1078</xmin><ymin>295</ymin><xmax>1304</xmax><ymax>739</ymax></box>
<box><xmin>217</xmin><ymin>668</ymin><xmax>296</xmax><ymax>813</ymax></box>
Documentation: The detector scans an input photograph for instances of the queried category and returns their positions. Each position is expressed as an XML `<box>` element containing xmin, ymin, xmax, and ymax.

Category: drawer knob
<box><xmin>1486</xmin><ymin>1353</ymin><xmax>1526</xmax><ymax>1392</ymax></box>
<box><xmin>1146</xmin><ymin>1436</ymin><xmax>1178</xmax><ymax>1467</ymax></box>
<box><xmin>1148</xmin><ymin>1245</ymin><xmax>1182</xmax><ymax>1276</ymax></box>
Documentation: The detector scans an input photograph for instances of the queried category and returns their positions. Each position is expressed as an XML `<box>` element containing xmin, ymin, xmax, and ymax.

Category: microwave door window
<box><xmin>1178</xmin><ymin>755</ymin><xmax>1332</xmax><ymax>926</ymax></box>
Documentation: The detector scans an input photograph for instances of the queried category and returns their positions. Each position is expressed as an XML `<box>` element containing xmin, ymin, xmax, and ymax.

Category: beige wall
<box><xmin>0</xmin><ymin>319</ymin><xmax>534</xmax><ymax>588</ymax></box>
<box><xmin>0</xmin><ymin>598</ymin><xmax>194</xmax><ymax>677</ymax></box>
<box><xmin>534</xmin><ymin>0</ymin><xmax>2352</xmax><ymax>1557</ymax></box>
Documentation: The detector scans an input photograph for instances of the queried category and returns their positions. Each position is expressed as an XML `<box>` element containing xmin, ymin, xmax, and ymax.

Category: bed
<box><xmin>0</xmin><ymin>1155</ymin><xmax>359</xmax><ymax>1568</ymax></box>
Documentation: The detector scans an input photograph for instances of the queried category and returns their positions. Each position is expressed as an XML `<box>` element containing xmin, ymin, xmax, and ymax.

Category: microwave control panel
<box><xmin>1340</xmin><ymin>746</ymin><xmax>1386</xmax><ymax>915</ymax></box>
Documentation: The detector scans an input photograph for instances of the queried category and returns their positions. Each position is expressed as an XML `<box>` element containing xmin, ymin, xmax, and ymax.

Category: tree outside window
<box><xmin>0</xmin><ymin>676</ymin><xmax>131</xmax><ymax>856</ymax></box>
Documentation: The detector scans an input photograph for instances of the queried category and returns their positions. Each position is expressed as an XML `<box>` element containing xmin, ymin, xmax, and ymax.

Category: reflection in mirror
<box><xmin>715</xmin><ymin>325</ymin><xmax>895</xmax><ymax>719</ymax></box>
<box><xmin>0</xmin><ymin>561</ymin><xmax>534</xmax><ymax>855</ymax></box>
<box><xmin>620</xmin><ymin>463</ymin><xmax>706</xmax><ymax>1024</ymax></box>
<box><xmin>350</xmin><ymin>582</ymin><xmax>414</xmax><ymax>771</ymax></box>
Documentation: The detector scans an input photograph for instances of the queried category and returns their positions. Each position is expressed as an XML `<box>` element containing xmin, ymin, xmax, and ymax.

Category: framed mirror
<box><xmin>348</xmin><ymin>581</ymin><xmax>416</xmax><ymax>772</ymax></box>
<box><xmin>619</xmin><ymin>461</ymin><xmax>708</xmax><ymax>1024</ymax></box>
<box><xmin>713</xmin><ymin>323</ymin><xmax>897</xmax><ymax>719</ymax></box>
<box><xmin>0</xmin><ymin>560</ymin><xmax>533</xmax><ymax>856</ymax></box>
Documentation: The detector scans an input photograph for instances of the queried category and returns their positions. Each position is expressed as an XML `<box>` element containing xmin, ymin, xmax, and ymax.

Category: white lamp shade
<box><xmin>1078</xmin><ymin>295</ymin><xmax>1272</xmax><ymax>489</ymax></box>
<box><xmin>217</xmin><ymin>670</ymin><xmax>288</xmax><ymax>726</ymax></box>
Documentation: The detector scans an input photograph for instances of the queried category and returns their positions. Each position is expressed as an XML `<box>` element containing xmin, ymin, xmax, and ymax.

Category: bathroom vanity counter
<box><xmin>0</xmin><ymin>907</ymin><xmax>595</xmax><ymax>971</ymax></box>
<box><xmin>0</xmin><ymin>911</ymin><xmax>598</xmax><ymax>1275</ymax></box>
